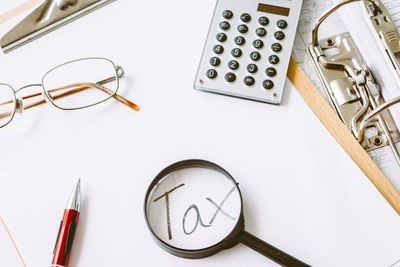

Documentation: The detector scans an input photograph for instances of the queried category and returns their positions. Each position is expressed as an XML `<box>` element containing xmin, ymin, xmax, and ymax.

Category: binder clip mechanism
<box><xmin>1</xmin><ymin>0</ymin><xmax>115</xmax><ymax>53</ymax></box>
<box><xmin>363</xmin><ymin>0</ymin><xmax>400</xmax><ymax>88</ymax></box>
<box><xmin>308</xmin><ymin>0</ymin><xmax>400</xmax><ymax>166</ymax></box>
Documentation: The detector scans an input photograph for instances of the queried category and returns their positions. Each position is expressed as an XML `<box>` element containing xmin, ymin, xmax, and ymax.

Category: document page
<box><xmin>1</xmin><ymin>0</ymin><xmax>400</xmax><ymax>266</ymax></box>
<box><xmin>293</xmin><ymin>0</ymin><xmax>347</xmax><ymax>92</ymax></box>
<box><xmin>383</xmin><ymin>0</ymin><xmax>400</xmax><ymax>29</ymax></box>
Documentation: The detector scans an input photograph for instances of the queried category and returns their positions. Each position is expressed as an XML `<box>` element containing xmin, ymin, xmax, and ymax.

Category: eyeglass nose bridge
<box><xmin>15</xmin><ymin>83</ymin><xmax>43</xmax><ymax>93</ymax></box>
<box><xmin>15</xmin><ymin>84</ymin><xmax>52</xmax><ymax>113</ymax></box>
<box><xmin>15</xmin><ymin>98</ymin><xmax>24</xmax><ymax>114</ymax></box>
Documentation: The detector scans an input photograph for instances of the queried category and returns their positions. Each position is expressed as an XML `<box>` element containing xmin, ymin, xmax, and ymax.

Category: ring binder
<box><xmin>308</xmin><ymin>0</ymin><xmax>400</xmax><ymax>167</ymax></box>
<box><xmin>363</xmin><ymin>0</ymin><xmax>400</xmax><ymax>88</ymax></box>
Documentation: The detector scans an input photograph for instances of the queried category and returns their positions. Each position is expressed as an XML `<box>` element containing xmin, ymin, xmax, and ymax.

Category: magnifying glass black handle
<box><xmin>239</xmin><ymin>231</ymin><xmax>311</xmax><ymax>267</ymax></box>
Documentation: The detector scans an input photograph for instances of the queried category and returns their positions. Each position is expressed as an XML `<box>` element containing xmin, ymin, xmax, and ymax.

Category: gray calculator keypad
<box><xmin>208</xmin><ymin>9</ymin><xmax>287</xmax><ymax>90</ymax></box>
<box><xmin>194</xmin><ymin>0</ymin><xmax>303</xmax><ymax>104</ymax></box>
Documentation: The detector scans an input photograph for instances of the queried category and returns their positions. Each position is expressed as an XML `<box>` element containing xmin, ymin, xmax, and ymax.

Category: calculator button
<box><xmin>237</xmin><ymin>24</ymin><xmax>249</xmax><ymax>34</ymax></box>
<box><xmin>213</xmin><ymin>45</ymin><xmax>224</xmax><ymax>54</ymax></box>
<box><xmin>225</xmin><ymin>72</ymin><xmax>237</xmax><ymax>82</ymax></box>
<box><xmin>240</xmin><ymin>13</ymin><xmax>251</xmax><ymax>23</ymax></box>
<box><xmin>247</xmin><ymin>64</ymin><xmax>258</xmax><ymax>74</ymax></box>
<box><xmin>271</xmin><ymin>43</ymin><xmax>282</xmax><ymax>52</ymax></box>
<box><xmin>220</xmin><ymin>21</ymin><xmax>230</xmax><ymax>31</ymax></box>
<box><xmin>263</xmin><ymin>80</ymin><xmax>274</xmax><ymax>90</ymax></box>
<box><xmin>216</xmin><ymin>33</ymin><xmax>227</xmax><ymax>42</ymax></box>
<box><xmin>274</xmin><ymin>31</ymin><xmax>285</xmax><ymax>41</ymax></box>
<box><xmin>228</xmin><ymin>60</ymin><xmax>240</xmax><ymax>70</ymax></box>
<box><xmin>256</xmin><ymin>28</ymin><xmax>267</xmax><ymax>37</ymax></box>
<box><xmin>244</xmin><ymin>76</ymin><xmax>255</xmax><ymax>86</ymax></box>
<box><xmin>234</xmin><ymin>36</ymin><xmax>246</xmax><ymax>46</ymax></box>
<box><xmin>266</xmin><ymin>67</ymin><xmax>277</xmax><ymax>77</ymax></box>
<box><xmin>258</xmin><ymin>16</ymin><xmax>269</xmax><ymax>26</ymax></box>
<box><xmin>269</xmin><ymin>55</ymin><xmax>280</xmax><ymax>65</ymax></box>
<box><xmin>206</xmin><ymin>69</ymin><xmax>218</xmax><ymax>79</ymax></box>
<box><xmin>250</xmin><ymin>51</ymin><xmax>261</xmax><ymax>61</ymax></box>
<box><xmin>277</xmin><ymin>20</ymin><xmax>288</xmax><ymax>29</ymax></box>
<box><xmin>231</xmin><ymin>48</ymin><xmax>242</xmax><ymax>58</ymax></box>
<box><xmin>209</xmin><ymin>57</ymin><xmax>221</xmax><ymax>66</ymax></box>
<box><xmin>253</xmin><ymin>39</ymin><xmax>264</xmax><ymax>49</ymax></box>
<box><xmin>222</xmin><ymin>10</ymin><xmax>233</xmax><ymax>20</ymax></box>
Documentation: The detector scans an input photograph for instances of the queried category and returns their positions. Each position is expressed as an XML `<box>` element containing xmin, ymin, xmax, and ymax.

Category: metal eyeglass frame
<box><xmin>0</xmin><ymin>57</ymin><xmax>139</xmax><ymax>128</ymax></box>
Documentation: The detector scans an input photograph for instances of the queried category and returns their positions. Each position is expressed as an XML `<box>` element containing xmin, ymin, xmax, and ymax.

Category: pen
<box><xmin>51</xmin><ymin>179</ymin><xmax>81</xmax><ymax>267</ymax></box>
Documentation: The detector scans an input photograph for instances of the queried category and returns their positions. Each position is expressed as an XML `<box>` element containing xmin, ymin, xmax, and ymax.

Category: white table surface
<box><xmin>0</xmin><ymin>1</ymin><xmax>400</xmax><ymax>266</ymax></box>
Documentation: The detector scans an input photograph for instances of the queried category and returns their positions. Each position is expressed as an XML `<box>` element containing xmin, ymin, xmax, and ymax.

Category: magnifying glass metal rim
<box><xmin>144</xmin><ymin>159</ymin><xmax>311</xmax><ymax>267</ymax></box>
<box><xmin>144</xmin><ymin>159</ymin><xmax>246</xmax><ymax>259</ymax></box>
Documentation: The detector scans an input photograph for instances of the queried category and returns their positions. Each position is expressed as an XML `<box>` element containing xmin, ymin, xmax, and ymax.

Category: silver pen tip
<box><xmin>66</xmin><ymin>179</ymin><xmax>81</xmax><ymax>212</ymax></box>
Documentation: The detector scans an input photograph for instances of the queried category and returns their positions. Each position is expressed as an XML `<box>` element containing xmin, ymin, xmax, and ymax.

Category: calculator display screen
<box><xmin>257</xmin><ymin>3</ymin><xmax>290</xmax><ymax>16</ymax></box>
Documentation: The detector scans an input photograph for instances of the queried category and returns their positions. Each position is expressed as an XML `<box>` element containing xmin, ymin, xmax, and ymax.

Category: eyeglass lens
<box><xmin>42</xmin><ymin>58</ymin><xmax>119</xmax><ymax>110</ymax></box>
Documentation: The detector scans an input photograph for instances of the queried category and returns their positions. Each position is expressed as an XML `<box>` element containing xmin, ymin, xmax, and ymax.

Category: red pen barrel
<box><xmin>52</xmin><ymin>209</ymin><xmax>80</xmax><ymax>267</ymax></box>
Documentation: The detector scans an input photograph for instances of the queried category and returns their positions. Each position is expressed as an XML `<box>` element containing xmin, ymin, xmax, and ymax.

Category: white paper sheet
<box><xmin>1</xmin><ymin>1</ymin><xmax>400</xmax><ymax>266</ymax></box>
<box><xmin>293</xmin><ymin>0</ymin><xmax>347</xmax><ymax>92</ymax></box>
<box><xmin>383</xmin><ymin>0</ymin><xmax>400</xmax><ymax>28</ymax></box>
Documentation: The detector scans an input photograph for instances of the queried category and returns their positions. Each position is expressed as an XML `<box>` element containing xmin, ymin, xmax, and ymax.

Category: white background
<box><xmin>0</xmin><ymin>0</ymin><xmax>400</xmax><ymax>266</ymax></box>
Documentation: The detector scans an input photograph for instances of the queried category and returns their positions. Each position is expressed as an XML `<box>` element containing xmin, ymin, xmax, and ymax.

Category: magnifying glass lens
<box><xmin>145</xmin><ymin>160</ymin><xmax>310</xmax><ymax>266</ymax></box>
<box><xmin>146</xmin><ymin>167</ymin><xmax>242</xmax><ymax>250</ymax></box>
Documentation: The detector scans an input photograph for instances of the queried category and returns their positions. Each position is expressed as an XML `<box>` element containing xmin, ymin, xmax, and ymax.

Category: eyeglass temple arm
<box><xmin>0</xmin><ymin>85</ymin><xmax>97</xmax><ymax>117</ymax></box>
<box><xmin>45</xmin><ymin>81</ymin><xmax>140</xmax><ymax>111</ymax></box>
<box><xmin>0</xmin><ymin>111</ymin><xmax>12</xmax><ymax>119</ymax></box>
<box><xmin>0</xmin><ymin>75</ymin><xmax>139</xmax><ymax>111</ymax></box>
<box><xmin>0</xmin><ymin>84</ymin><xmax>110</xmax><ymax>119</ymax></box>
<box><xmin>25</xmin><ymin>84</ymin><xmax>100</xmax><ymax>110</ymax></box>
<box><xmin>0</xmin><ymin>78</ymin><xmax>139</xmax><ymax>119</ymax></box>
<box><xmin>25</xmin><ymin>81</ymin><xmax>140</xmax><ymax>111</ymax></box>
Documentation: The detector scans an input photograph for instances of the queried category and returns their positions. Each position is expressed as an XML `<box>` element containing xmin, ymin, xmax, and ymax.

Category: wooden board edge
<box><xmin>287</xmin><ymin>57</ymin><xmax>400</xmax><ymax>215</ymax></box>
<box><xmin>0</xmin><ymin>0</ymin><xmax>42</xmax><ymax>24</ymax></box>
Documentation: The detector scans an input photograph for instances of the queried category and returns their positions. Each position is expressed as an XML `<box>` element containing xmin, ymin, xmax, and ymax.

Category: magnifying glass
<box><xmin>144</xmin><ymin>160</ymin><xmax>310</xmax><ymax>266</ymax></box>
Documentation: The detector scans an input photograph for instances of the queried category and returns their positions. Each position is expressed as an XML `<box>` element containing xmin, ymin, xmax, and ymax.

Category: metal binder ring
<box><xmin>312</xmin><ymin>0</ymin><xmax>380</xmax><ymax>47</ymax></box>
<box><xmin>358</xmin><ymin>97</ymin><xmax>400</xmax><ymax>142</ymax></box>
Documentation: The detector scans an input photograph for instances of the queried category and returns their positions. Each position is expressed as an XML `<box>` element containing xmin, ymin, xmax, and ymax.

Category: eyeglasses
<box><xmin>0</xmin><ymin>57</ymin><xmax>139</xmax><ymax>128</ymax></box>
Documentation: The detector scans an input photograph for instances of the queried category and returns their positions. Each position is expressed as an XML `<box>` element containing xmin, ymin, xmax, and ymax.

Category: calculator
<box><xmin>194</xmin><ymin>0</ymin><xmax>303</xmax><ymax>104</ymax></box>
